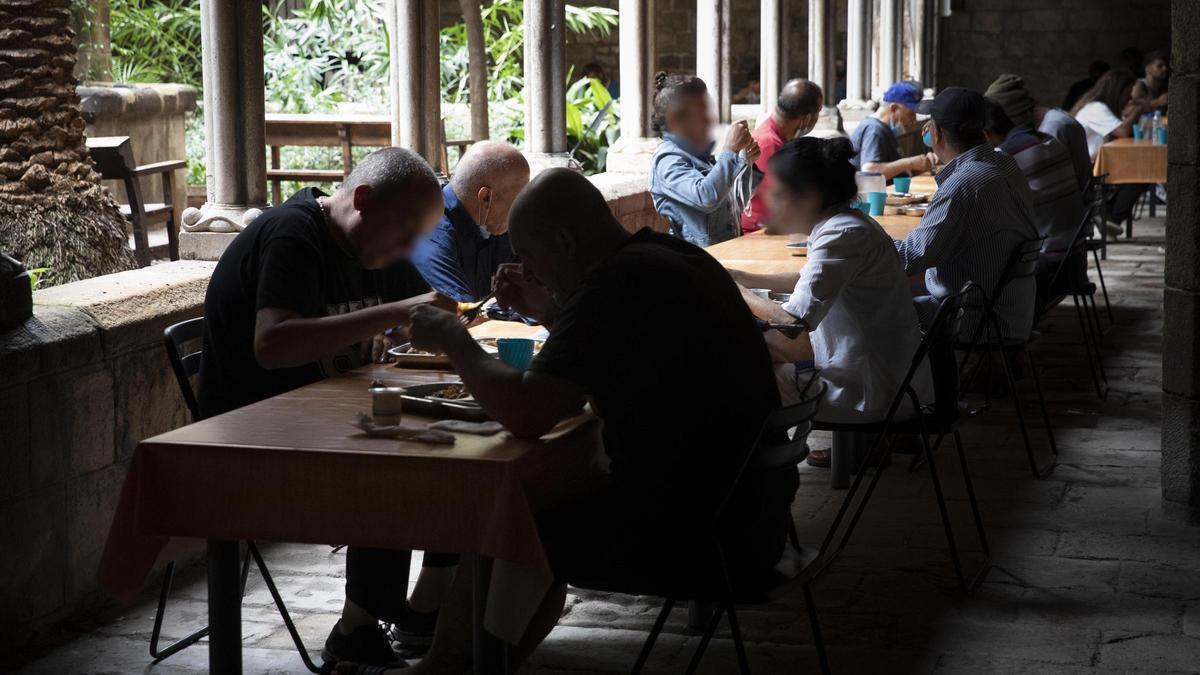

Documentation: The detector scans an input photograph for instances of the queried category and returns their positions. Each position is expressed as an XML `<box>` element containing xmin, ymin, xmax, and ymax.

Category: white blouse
<box><xmin>782</xmin><ymin>207</ymin><xmax>932</xmax><ymax>422</ymax></box>
<box><xmin>1074</xmin><ymin>101</ymin><xmax>1123</xmax><ymax>161</ymax></box>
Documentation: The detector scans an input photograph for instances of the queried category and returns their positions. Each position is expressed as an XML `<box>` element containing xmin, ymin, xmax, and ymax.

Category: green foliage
<box><xmin>27</xmin><ymin>268</ymin><xmax>50</xmax><ymax>291</ymax></box>
<box><xmin>109</xmin><ymin>0</ymin><xmax>203</xmax><ymax>86</ymax></box>
<box><xmin>566</xmin><ymin>75</ymin><xmax>620</xmax><ymax>174</ymax></box>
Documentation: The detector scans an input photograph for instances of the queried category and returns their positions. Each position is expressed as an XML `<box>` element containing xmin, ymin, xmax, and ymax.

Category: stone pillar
<box><xmin>878</xmin><ymin>0</ymin><xmax>901</xmax><ymax>92</ymax></box>
<box><xmin>843</xmin><ymin>0</ymin><xmax>871</xmax><ymax>105</ymax></box>
<box><xmin>808</xmin><ymin>0</ymin><xmax>836</xmax><ymax>95</ymax></box>
<box><xmin>759</xmin><ymin>0</ymin><xmax>786</xmax><ymax>114</ymax></box>
<box><xmin>525</xmin><ymin>0</ymin><xmax>570</xmax><ymax>170</ymax></box>
<box><xmin>607</xmin><ymin>0</ymin><xmax>661</xmax><ymax>174</ymax></box>
<box><xmin>1163</xmin><ymin>0</ymin><xmax>1200</xmax><ymax>522</ymax></box>
<box><xmin>696</xmin><ymin>0</ymin><xmax>731</xmax><ymax>123</ymax></box>
<box><xmin>386</xmin><ymin>0</ymin><xmax>444</xmax><ymax>171</ymax></box>
<box><xmin>908</xmin><ymin>0</ymin><xmax>927</xmax><ymax>86</ymax></box>
<box><xmin>180</xmin><ymin>0</ymin><xmax>269</xmax><ymax>257</ymax></box>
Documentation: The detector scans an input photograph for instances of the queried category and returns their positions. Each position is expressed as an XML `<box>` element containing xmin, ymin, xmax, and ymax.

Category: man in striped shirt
<box><xmin>983</xmin><ymin>97</ymin><xmax>1084</xmax><ymax>252</ymax></box>
<box><xmin>896</xmin><ymin>87</ymin><xmax>1040</xmax><ymax>341</ymax></box>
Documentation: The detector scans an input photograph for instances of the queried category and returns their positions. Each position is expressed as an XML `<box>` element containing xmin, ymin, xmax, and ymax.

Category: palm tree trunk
<box><xmin>0</xmin><ymin>0</ymin><xmax>134</xmax><ymax>285</ymax></box>
<box><xmin>458</xmin><ymin>0</ymin><xmax>489</xmax><ymax>140</ymax></box>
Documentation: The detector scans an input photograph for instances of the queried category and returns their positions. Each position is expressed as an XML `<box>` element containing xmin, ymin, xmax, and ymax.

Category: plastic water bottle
<box><xmin>1152</xmin><ymin>112</ymin><xmax>1164</xmax><ymax>144</ymax></box>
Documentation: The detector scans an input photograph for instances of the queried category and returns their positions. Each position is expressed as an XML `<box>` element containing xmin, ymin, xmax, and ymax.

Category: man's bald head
<box><xmin>776</xmin><ymin>79</ymin><xmax>824</xmax><ymax>137</ymax></box>
<box><xmin>508</xmin><ymin>168</ymin><xmax>628</xmax><ymax>298</ymax></box>
<box><xmin>449</xmin><ymin>141</ymin><xmax>531</xmax><ymax>236</ymax></box>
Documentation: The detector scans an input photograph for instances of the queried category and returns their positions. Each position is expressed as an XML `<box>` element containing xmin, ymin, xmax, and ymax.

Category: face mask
<box><xmin>922</xmin><ymin>131</ymin><xmax>934</xmax><ymax>148</ymax></box>
<box><xmin>890</xmin><ymin>123</ymin><xmax>907</xmax><ymax>136</ymax></box>
<box><xmin>477</xmin><ymin>200</ymin><xmax>492</xmax><ymax>239</ymax></box>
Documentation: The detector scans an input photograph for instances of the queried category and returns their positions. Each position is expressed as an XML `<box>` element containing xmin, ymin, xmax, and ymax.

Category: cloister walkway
<box><xmin>15</xmin><ymin>215</ymin><xmax>1198</xmax><ymax>674</ymax></box>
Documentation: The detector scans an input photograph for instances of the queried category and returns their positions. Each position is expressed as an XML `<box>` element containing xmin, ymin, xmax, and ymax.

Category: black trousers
<box><xmin>345</xmin><ymin>548</ymin><xmax>459</xmax><ymax>622</ymax></box>
<box><xmin>1109</xmin><ymin>184</ymin><xmax>1149</xmax><ymax>224</ymax></box>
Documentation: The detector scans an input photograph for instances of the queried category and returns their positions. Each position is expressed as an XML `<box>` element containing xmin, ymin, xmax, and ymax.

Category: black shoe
<box><xmin>387</xmin><ymin>607</ymin><xmax>438</xmax><ymax>648</ymax></box>
<box><xmin>322</xmin><ymin>622</ymin><xmax>405</xmax><ymax>668</ymax></box>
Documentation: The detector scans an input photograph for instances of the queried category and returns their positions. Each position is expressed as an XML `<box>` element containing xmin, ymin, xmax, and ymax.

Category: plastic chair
<box><xmin>157</xmin><ymin>318</ymin><xmax>319</xmax><ymax>672</ymax></box>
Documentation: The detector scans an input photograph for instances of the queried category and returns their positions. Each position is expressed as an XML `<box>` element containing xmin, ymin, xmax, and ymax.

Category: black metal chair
<box><xmin>1041</xmin><ymin>196</ymin><xmax>1110</xmax><ymax>401</ymax></box>
<box><xmin>812</xmin><ymin>286</ymin><xmax>991</xmax><ymax>596</ymax></box>
<box><xmin>1082</xmin><ymin>174</ymin><xmax>1114</xmax><ymax>324</ymax></box>
<box><xmin>628</xmin><ymin>383</ymin><xmax>826</xmax><ymax>675</ymax></box>
<box><xmin>956</xmin><ymin>237</ymin><xmax>1059</xmax><ymax>479</ymax></box>
<box><xmin>157</xmin><ymin>318</ymin><xmax>319</xmax><ymax>672</ymax></box>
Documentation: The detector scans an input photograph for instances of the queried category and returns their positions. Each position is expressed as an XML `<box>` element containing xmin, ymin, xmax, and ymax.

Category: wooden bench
<box><xmin>87</xmin><ymin>136</ymin><xmax>186</xmax><ymax>266</ymax></box>
<box><xmin>265</xmin><ymin>113</ymin><xmax>476</xmax><ymax>204</ymax></box>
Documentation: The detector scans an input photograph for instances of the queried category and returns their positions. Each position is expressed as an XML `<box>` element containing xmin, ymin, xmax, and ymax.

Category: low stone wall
<box><xmin>0</xmin><ymin>261</ymin><xmax>213</xmax><ymax>648</ymax></box>
<box><xmin>0</xmin><ymin>174</ymin><xmax>664</xmax><ymax>646</ymax></box>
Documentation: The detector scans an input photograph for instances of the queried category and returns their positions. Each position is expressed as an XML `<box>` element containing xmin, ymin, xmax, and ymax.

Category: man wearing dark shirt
<box><xmin>197</xmin><ymin>147</ymin><xmax>456</xmax><ymax>669</ymax></box>
<box><xmin>383</xmin><ymin>169</ymin><xmax>795</xmax><ymax>673</ymax></box>
<box><xmin>412</xmin><ymin>141</ymin><xmax>530</xmax><ymax>302</ymax></box>
<box><xmin>849</xmin><ymin>81</ymin><xmax>935</xmax><ymax>180</ymax></box>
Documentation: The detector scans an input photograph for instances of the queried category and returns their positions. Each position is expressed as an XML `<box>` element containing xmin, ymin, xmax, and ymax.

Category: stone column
<box><xmin>607</xmin><ymin>0</ymin><xmax>661</xmax><ymax>173</ymax></box>
<box><xmin>843</xmin><ymin>0</ymin><xmax>871</xmax><ymax>105</ymax></box>
<box><xmin>1163</xmin><ymin>0</ymin><xmax>1200</xmax><ymax>522</ymax></box>
<box><xmin>180</xmin><ymin>0</ymin><xmax>269</xmax><ymax>258</ymax></box>
<box><xmin>907</xmin><ymin>0</ymin><xmax>927</xmax><ymax>86</ymax></box>
<box><xmin>878</xmin><ymin>0</ymin><xmax>901</xmax><ymax>92</ymax></box>
<box><xmin>524</xmin><ymin>0</ymin><xmax>570</xmax><ymax>170</ymax></box>
<box><xmin>808</xmin><ymin>0</ymin><xmax>836</xmax><ymax>95</ymax></box>
<box><xmin>696</xmin><ymin>0</ymin><xmax>731</xmax><ymax>123</ymax></box>
<box><xmin>759</xmin><ymin>0</ymin><xmax>786</xmax><ymax>114</ymax></box>
<box><xmin>386</xmin><ymin>0</ymin><xmax>444</xmax><ymax>171</ymax></box>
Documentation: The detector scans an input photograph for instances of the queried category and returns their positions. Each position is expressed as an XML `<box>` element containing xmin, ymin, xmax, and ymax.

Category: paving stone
<box><xmin>1117</xmin><ymin>562</ymin><xmax>1200</xmax><ymax>600</ymax></box>
<box><xmin>1097</xmin><ymin>632</ymin><xmax>1200</xmax><ymax>673</ymax></box>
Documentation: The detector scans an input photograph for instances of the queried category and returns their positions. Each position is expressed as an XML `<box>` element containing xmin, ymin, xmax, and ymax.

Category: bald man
<box><xmin>742</xmin><ymin>78</ymin><xmax>824</xmax><ymax>233</ymax></box>
<box><xmin>355</xmin><ymin>170</ymin><xmax>796</xmax><ymax>673</ymax></box>
<box><xmin>412</xmin><ymin>141</ymin><xmax>531</xmax><ymax>302</ymax></box>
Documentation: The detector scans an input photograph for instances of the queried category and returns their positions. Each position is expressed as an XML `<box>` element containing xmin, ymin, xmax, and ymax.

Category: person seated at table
<box><xmin>1063</xmin><ymin>60</ymin><xmax>1110</xmax><ymax>112</ymax></box>
<box><xmin>740</xmin><ymin>78</ymin><xmax>824</xmax><ymax>234</ymax></box>
<box><xmin>1132</xmin><ymin>50</ymin><xmax>1169</xmax><ymax>112</ymax></box>
<box><xmin>196</xmin><ymin>147</ymin><xmax>458</xmax><ymax>668</ymax></box>
<box><xmin>729</xmin><ymin>137</ymin><xmax>931</xmax><ymax>467</ymax></box>
<box><xmin>1070</xmin><ymin>70</ymin><xmax>1153</xmax><ymax>227</ymax></box>
<box><xmin>983</xmin><ymin>98</ymin><xmax>1083</xmax><ymax>253</ymax></box>
<box><xmin>336</xmin><ymin>168</ymin><xmax>797</xmax><ymax>674</ymax></box>
<box><xmin>412</xmin><ymin>141</ymin><xmax>530</xmax><ymax>302</ymax></box>
<box><xmin>849</xmin><ymin>81</ymin><xmax>936</xmax><ymax>180</ymax></box>
<box><xmin>985</xmin><ymin>73</ymin><xmax>1093</xmax><ymax>194</ymax></box>
<box><xmin>650</xmin><ymin>71</ymin><xmax>761</xmax><ymax>247</ymax></box>
<box><xmin>896</xmin><ymin>87</ymin><xmax>1040</xmax><ymax>342</ymax></box>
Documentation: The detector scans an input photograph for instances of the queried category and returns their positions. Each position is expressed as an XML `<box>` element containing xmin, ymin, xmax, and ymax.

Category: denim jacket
<box><xmin>650</xmin><ymin>133</ymin><xmax>747</xmax><ymax>248</ymax></box>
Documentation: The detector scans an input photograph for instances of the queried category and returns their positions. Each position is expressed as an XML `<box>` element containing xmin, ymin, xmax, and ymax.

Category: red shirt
<box><xmin>741</xmin><ymin>115</ymin><xmax>788</xmax><ymax>233</ymax></box>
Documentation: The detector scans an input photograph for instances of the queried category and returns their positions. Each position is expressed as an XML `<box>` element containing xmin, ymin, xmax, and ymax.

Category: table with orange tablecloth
<box><xmin>1093</xmin><ymin>138</ymin><xmax>1168</xmax><ymax>184</ymax></box>
<box><xmin>98</xmin><ymin>358</ymin><xmax>603</xmax><ymax>674</ymax></box>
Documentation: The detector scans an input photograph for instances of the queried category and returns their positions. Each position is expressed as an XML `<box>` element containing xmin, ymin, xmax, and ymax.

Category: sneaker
<box><xmin>388</xmin><ymin>607</ymin><xmax>438</xmax><ymax>648</ymax></box>
<box><xmin>806</xmin><ymin>448</ymin><xmax>831</xmax><ymax>468</ymax></box>
<box><xmin>322</xmin><ymin>622</ymin><xmax>405</xmax><ymax>668</ymax></box>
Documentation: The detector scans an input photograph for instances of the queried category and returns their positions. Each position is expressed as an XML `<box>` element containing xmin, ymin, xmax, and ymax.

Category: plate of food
<box><xmin>402</xmin><ymin>381</ymin><xmax>491</xmax><ymax>421</ymax></box>
<box><xmin>886</xmin><ymin>192</ymin><xmax>930</xmax><ymax>206</ymax></box>
<box><xmin>898</xmin><ymin>203</ymin><xmax>930</xmax><ymax>217</ymax></box>
<box><xmin>389</xmin><ymin>338</ymin><xmax>505</xmax><ymax>368</ymax></box>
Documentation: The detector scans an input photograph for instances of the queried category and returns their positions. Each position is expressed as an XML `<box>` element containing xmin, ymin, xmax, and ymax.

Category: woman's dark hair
<box><xmin>651</xmin><ymin>71</ymin><xmax>708</xmax><ymax>133</ymax></box>
<box><xmin>1070</xmin><ymin>70</ymin><xmax>1135</xmax><ymax>116</ymax></box>
<box><xmin>768</xmin><ymin>136</ymin><xmax>857</xmax><ymax>209</ymax></box>
<box><xmin>983</xmin><ymin>97</ymin><xmax>1014</xmax><ymax>136</ymax></box>
<box><xmin>1144</xmin><ymin>50</ymin><xmax>1167</xmax><ymax>67</ymax></box>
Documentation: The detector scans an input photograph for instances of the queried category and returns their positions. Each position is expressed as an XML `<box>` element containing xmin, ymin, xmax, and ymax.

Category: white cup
<box><xmin>370</xmin><ymin>386</ymin><xmax>405</xmax><ymax>426</ymax></box>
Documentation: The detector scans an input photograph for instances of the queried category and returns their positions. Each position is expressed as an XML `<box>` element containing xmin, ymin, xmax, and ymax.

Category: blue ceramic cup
<box><xmin>1156</xmin><ymin>127</ymin><xmax>1168</xmax><ymax>144</ymax></box>
<box><xmin>1132</xmin><ymin>124</ymin><xmax>1143</xmax><ymax>140</ymax></box>
<box><xmin>893</xmin><ymin>176</ymin><xmax>912</xmax><ymax>193</ymax></box>
<box><xmin>497</xmin><ymin>338</ymin><xmax>535</xmax><ymax>370</ymax></box>
<box><xmin>852</xmin><ymin>200</ymin><xmax>871</xmax><ymax>215</ymax></box>
<box><xmin>867</xmin><ymin>191</ymin><xmax>887</xmax><ymax>216</ymax></box>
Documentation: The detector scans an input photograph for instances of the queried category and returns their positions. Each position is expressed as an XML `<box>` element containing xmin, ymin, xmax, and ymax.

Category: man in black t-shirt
<box><xmin>197</xmin><ymin>147</ymin><xmax>457</xmax><ymax>669</ymax></box>
<box><xmin>365</xmin><ymin>169</ymin><xmax>795</xmax><ymax>674</ymax></box>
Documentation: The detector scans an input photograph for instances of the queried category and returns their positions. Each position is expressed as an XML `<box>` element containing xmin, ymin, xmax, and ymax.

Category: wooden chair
<box><xmin>86</xmin><ymin>136</ymin><xmax>185</xmax><ymax>266</ymax></box>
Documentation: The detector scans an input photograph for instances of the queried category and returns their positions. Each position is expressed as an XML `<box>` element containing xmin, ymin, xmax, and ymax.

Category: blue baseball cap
<box><xmin>882</xmin><ymin>82</ymin><xmax>921</xmax><ymax>110</ymax></box>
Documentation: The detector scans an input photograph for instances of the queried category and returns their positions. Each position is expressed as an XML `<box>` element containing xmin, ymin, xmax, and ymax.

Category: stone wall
<box><xmin>0</xmin><ymin>261</ymin><xmax>213</xmax><ymax>649</ymax></box>
<box><xmin>937</xmin><ymin>0</ymin><xmax>1171</xmax><ymax>109</ymax></box>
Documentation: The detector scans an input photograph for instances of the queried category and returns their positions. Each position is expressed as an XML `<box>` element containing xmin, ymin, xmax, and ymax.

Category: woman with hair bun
<box><xmin>730</xmin><ymin>136</ymin><xmax>931</xmax><ymax>464</ymax></box>
<box><xmin>649</xmin><ymin>71</ymin><xmax>760</xmax><ymax>247</ymax></box>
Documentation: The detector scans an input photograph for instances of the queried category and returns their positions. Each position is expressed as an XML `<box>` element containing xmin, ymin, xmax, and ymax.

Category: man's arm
<box><xmin>727</xmin><ymin>268</ymin><xmax>800</xmax><ymax>294</ymax></box>
<box><xmin>254</xmin><ymin>292</ymin><xmax>448</xmax><ymax>369</ymax></box>
<box><xmin>411</xmin><ymin>307</ymin><xmax>585</xmax><ymax>439</ymax></box>
<box><xmin>654</xmin><ymin>151</ymin><xmax>746</xmax><ymax>214</ymax></box>
<box><xmin>894</xmin><ymin>188</ymin><xmax>969</xmax><ymax>275</ymax></box>
<box><xmin>862</xmin><ymin>154</ymin><xmax>933</xmax><ymax>180</ymax></box>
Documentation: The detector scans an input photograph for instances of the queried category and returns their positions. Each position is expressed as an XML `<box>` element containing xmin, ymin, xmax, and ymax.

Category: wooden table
<box><xmin>98</xmin><ymin>341</ymin><xmax>602</xmax><ymax>674</ymax></box>
<box><xmin>706</xmin><ymin>217</ymin><xmax>922</xmax><ymax>275</ymax></box>
<box><xmin>1093</xmin><ymin>138</ymin><xmax>1168</xmax><ymax>185</ymax></box>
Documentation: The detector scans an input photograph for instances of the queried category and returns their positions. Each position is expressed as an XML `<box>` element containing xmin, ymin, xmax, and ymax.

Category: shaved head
<box><xmin>508</xmin><ymin>168</ymin><xmax>628</xmax><ymax>299</ymax></box>
<box><xmin>449</xmin><ymin>141</ymin><xmax>531</xmax><ymax>236</ymax></box>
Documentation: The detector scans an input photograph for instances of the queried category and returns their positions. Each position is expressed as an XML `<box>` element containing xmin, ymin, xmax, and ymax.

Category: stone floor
<box><xmin>17</xmin><ymin>214</ymin><xmax>1200</xmax><ymax>674</ymax></box>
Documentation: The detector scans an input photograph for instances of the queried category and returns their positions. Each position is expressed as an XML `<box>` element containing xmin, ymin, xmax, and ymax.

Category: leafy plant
<box><xmin>109</xmin><ymin>0</ymin><xmax>203</xmax><ymax>86</ymax></box>
<box><xmin>566</xmin><ymin>75</ymin><xmax>620</xmax><ymax>174</ymax></box>
<box><xmin>27</xmin><ymin>268</ymin><xmax>50</xmax><ymax>291</ymax></box>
